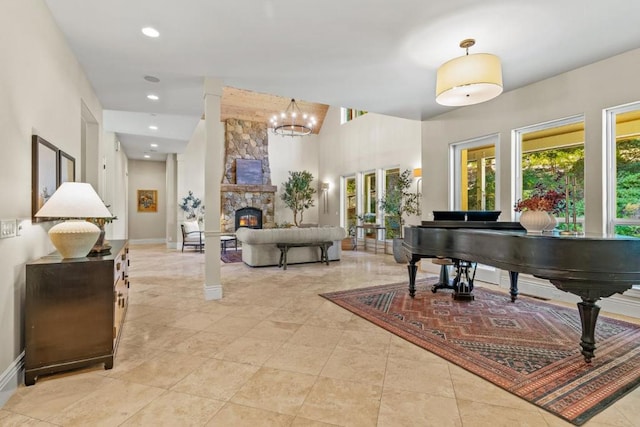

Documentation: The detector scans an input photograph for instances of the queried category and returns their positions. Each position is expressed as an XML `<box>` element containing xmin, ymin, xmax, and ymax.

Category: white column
<box><xmin>203</xmin><ymin>78</ymin><xmax>224</xmax><ymax>300</ymax></box>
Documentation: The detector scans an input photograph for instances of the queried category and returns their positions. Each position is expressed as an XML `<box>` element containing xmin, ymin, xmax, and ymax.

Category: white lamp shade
<box><xmin>35</xmin><ymin>182</ymin><xmax>113</xmax><ymax>219</ymax></box>
<box><xmin>35</xmin><ymin>182</ymin><xmax>112</xmax><ymax>258</ymax></box>
<box><xmin>436</xmin><ymin>53</ymin><xmax>503</xmax><ymax>106</ymax></box>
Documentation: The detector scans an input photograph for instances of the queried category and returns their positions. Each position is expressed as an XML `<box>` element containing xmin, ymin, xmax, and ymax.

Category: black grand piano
<box><xmin>403</xmin><ymin>211</ymin><xmax>640</xmax><ymax>363</ymax></box>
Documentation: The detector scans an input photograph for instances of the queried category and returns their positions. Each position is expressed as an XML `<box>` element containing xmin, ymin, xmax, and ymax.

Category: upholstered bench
<box><xmin>235</xmin><ymin>226</ymin><xmax>345</xmax><ymax>267</ymax></box>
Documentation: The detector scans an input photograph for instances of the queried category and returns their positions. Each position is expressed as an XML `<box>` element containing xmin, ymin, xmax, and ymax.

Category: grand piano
<box><xmin>403</xmin><ymin>215</ymin><xmax>640</xmax><ymax>363</ymax></box>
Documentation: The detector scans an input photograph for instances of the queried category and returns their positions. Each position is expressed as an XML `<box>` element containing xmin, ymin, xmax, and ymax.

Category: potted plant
<box><xmin>341</xmin><ymin>225</ymin><xmax>356</xmax><ymax>250</ymax></box>
<box><xmin>280</xmin><ymin>170</ymin><xmax>316</xmax><ymax>227</ymax></box>
<box><xmin>379</xmin><ymin>169</ymin><xmax>421</xmax><ymax>262</ymax></box>
<box><xmin>514</xmin><ymin>182</ymin><xmax>565</xmax><ymax>233</ymax></box>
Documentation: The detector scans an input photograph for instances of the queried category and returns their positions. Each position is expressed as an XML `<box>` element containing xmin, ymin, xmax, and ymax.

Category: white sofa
<box><xmin>235</xmin><ymin>226</ymin><xmax>346</xmax><ymax>267</ymax></box>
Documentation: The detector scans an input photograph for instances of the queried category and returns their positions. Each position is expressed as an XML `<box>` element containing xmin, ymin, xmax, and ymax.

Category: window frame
<box><xmin>604</xmin><ymin>101</ymin><xmax>640</xmax><ymax>235</ymax></box>
<box><xmin>512</xmin><ymin>114</ymin><xmax>584</xmax><ymax>222</ymax></box>
<box><xmin>449</xmin><ymin>134</ymin><xmax>500</xmax><ymax>211</ymax></box>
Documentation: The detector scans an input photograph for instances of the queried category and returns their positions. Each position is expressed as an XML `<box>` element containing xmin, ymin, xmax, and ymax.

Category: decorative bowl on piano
<box><xmin>518</xmin><ymin>210</ymin><xmax>552</xmax><ymax>233</ymax></box>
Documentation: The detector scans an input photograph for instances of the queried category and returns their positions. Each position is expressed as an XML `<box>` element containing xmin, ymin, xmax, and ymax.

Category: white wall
<box><xmin>269</xmin><ymin>133</ymin><xmax>320</xmax><ymax>225</ymax></box>
<box><xmin>128</xmin><ymin>160</ymin><xmax>167</xmax><ymax>241</ymax></box>
<box><xmin>176</xmin><ymin>119</ymin><xmax>224</xmax><ymax>234</ymax></box>
<box><xmin>102</xmin><ymin>132</ymin><xmax>129</xmax><ymax>240</ymax></box>
<box><xmin>0</xmin><ymin>0</ymin><xmax>106</xmax><ymax>399</ymax></box>
<box><xmin>317</xmin><ymin>108</ymin><xmax>423</xmax><ymax>227</ymax></box>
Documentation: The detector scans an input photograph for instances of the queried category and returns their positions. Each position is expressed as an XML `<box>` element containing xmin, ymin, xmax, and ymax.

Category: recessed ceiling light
<box><xmin>143</xmin><ymin>154</ymin><xmax>151</xmax><ymax>159</ymax></box>
<box><xmin>150</xmin><ymin>143</ymin><xmax>158</xmax><ymax>148</ymax></box>
<box><xmin>144</xmin><ymin>75</ymin><xmax>160</xmax><ymax>83</ymax></box>
<box><xmin>147</xmin><ymin>94</ymin><xmax>159</xmax><ymax>101</ymax></box>
<box><xmin>141</xmin><ymin>27</ymin><xmax>159</xmax><ymax>38</ymax></box>
<box><xmin>149</xmin><ymin>125</ymin><xmax>158</xmax><ymax>131</ymax></box>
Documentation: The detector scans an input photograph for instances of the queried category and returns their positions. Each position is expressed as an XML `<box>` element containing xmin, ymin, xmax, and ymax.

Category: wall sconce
<box><xmin>413</xmin><ymin>168</ymin><xmax>422</xmax><ymax>195</ymax></box>
<box><xmin>320</xmin><ymin>182</ymin><xmax>330</xmax><ymax>214</ymax></box>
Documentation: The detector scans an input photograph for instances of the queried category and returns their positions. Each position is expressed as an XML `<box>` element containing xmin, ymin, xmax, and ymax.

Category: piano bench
<box><xmin>432</xmin><ymin>258</ymin><xmax>455</xmax><ymax>293</ymax></box>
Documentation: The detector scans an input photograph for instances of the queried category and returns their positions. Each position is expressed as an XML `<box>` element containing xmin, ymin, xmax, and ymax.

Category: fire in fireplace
<box><xmin>235</xmin><ymin>207</ymin><xmax>263</xmax><ymax>230</ymax></box>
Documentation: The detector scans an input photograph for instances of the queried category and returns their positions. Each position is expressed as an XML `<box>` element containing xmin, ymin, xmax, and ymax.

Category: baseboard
<box><xmin>128</xmin><ymin>238</ymin><xmax>166</xmax><ymax>245</ymax></box>
<box><xmin>166</xmin><ymin>241</ymin><xmax>177</xmax><ymax>249</ymax></box>
<box><xmin>0</xmin><ymin>351</ymin><xmax>24</xmax><ymax>407</ymax></box>
<box><xmin>499</xmin><ymin>273</ymin><xmax>640</xmax><ymax>319</ymax></box>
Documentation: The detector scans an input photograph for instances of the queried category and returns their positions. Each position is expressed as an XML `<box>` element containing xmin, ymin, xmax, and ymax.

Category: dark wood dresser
<box><xmin>24</xmin><ymin>240</ymin><xmax>129</xmax><ymax>385</ymax></box>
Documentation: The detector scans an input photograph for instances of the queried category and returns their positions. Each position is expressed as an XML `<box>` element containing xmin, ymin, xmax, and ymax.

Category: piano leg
<box><xmin>577</xmin><ymin>297</ymin><xmax>601</xmax><ymax>363</ymax></box>
<box><xmin>508</xmin><ymin>271</ymin><xmax>519</xmax><ymax>302</ymax></box>
<box><xmin>407</xmin><ymin>255</ymin><xmax>419</xmax><ymax>298</ymax></box>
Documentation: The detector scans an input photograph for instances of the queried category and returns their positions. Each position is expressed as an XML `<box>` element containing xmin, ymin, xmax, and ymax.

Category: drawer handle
<box><xmin>116</xmin><ymin>262</ymin><xmax>121</xmax><ymax>271</ymax></box>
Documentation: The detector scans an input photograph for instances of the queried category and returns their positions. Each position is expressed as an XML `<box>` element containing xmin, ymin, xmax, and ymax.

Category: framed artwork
<box><xmin>236</xmin><ymin>159</ymin><xmax>263</xmax><ymax>185</ymax></box>
<box><xmin>58</xmin><ymin>150</ymin><xmax>75</xmax><ymax>185</ymax></box>
<box><xmin>32</xmin><ymin>135</ymin><xmax>59</xmax><ymax>221</ymax></box>
<box><xmin>137</xmin><ymin>189</ymin><xmax>158</xmax><ymax>212</ymax></box>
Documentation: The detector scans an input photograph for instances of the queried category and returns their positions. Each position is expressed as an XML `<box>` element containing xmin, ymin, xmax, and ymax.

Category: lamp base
<box><xmin>48</xmin><ymin>220</ymin><xmax>101</xmax><ymax>258</ymax></box>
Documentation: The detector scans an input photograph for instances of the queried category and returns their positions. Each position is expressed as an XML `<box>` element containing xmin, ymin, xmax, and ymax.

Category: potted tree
<box><xmin>379</xmin><ymin>169</ymin><xmax>421</xmax><ymax>262</ymax></box>
<box><xmin>280</xmin><ymin>170</ymin><xmax>316</xmax><ymax>227</ymax></box>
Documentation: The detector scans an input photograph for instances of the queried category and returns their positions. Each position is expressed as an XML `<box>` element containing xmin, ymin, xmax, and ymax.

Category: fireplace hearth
<box><xmin>235</xmin><ymin>207</ymin><xmax>263</xmax><ymax>230</ymax></box>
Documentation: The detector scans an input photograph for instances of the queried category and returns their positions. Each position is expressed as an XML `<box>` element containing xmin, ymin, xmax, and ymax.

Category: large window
<box><xmin>450</xmin><ymin>135</ymin><xmax>498</xmax><ymax>211</ymax></box>
<box><xmin>363</xmin><ymin>171</ymin><xmax>377</xmax><ymax>219</ymax></box>
<box><xmin>343</xmin><ymin>176</ymin><xmax>357</xmax><ymax>236</ymax></box>
<box><xmin>340</xmin><ymin>108</ymin><xmax>367</xmax><ymax>124</ymax></box>
<box><xmin>606</xmin><ymin>103</ymin><xmax>640</xmax><ymax>237</ymax></box>
<box><xmin>383</xmin><ymin>168</ymin><xmax>401</xmax><ymax>238</ymax></box>
<box><xmin>514</xmin><ymin>116</ymin><xmax>585</xmax><ymax>228</ymax></box>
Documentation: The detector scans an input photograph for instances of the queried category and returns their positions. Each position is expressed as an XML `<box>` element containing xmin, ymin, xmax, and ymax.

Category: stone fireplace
<box><xmin>220</xmin><ymin>119</ymin><xmax>277</xmax><ymax>232</ymax></box>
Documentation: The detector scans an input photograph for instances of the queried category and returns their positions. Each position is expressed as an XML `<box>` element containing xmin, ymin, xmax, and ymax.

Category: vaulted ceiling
<box><xmin>44</xmin><ymin>0</ymin><xmax>640</xmax><ymax>160</ymax></box>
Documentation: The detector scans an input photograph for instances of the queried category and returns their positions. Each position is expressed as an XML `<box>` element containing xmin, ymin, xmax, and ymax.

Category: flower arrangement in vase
<box><xmin>514</xmin><ymin>183</ymin><xmax>565</xmax><ymax>233</ymax></box>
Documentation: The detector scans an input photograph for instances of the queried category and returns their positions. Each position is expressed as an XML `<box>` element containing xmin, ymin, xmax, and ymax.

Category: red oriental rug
<box><xmin>320</xmin><ymin>279</ymin><xmax>640</xmax><ymax>425</ymax></box>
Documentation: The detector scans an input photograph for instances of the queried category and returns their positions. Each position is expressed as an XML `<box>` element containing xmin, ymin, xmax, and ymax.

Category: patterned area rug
<box><xmin>321</xmin><ymin>279</ymin><xmax>640</xmax><ymax>425</ymax></box>
<box><xmin>220</xmin><ymin>250</ymin><xmax>242</xmax><ymax>263</ymax></box>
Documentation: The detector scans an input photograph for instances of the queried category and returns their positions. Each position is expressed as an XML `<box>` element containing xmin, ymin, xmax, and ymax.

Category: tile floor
<box><xmin>2</xmin><ymin>244</ymin><xmax>639</xmax><ymax>426</ymax></box>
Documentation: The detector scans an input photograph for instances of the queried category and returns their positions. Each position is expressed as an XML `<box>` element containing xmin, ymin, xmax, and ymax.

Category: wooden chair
<box><xmin>181</xmin><ymin>221</ymin><xmax>204</xmax><ymax>252</ymax></box>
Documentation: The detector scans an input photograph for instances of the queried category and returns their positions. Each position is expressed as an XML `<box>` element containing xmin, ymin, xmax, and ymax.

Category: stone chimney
<box><xmin>220</xmin><ymin>119</ymin><xmax>277</xmax><ymax>232</ymax></box>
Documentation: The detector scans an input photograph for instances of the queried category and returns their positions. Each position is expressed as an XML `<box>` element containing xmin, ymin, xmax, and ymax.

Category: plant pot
<box><xmin>544</xmin><ymin>213</ymin><xmax>557</xmax><ymax>232</ymax></box>
<box><xmin>341</xmin><ymin>237</ymin><xmax>355</xmax><ymax>251</ymax></box>
<box><xmin>392</xmin><ymin>238</ymin><xmax>409</xmax><ymax>263</ymax></box>
<box><xmin>519</xmin><ymin>210</ymin><xmax>552</xmax><ymax>234</ymax></box>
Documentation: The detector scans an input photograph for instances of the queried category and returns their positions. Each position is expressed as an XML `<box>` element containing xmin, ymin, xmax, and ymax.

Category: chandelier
<box><xmin>270</xmin><ymin>98</ymin><xmax>317</xmax><ymax>136</ymax></box>
<box><xmin>436</xmin><ymin>39</ymin><xmax>503</xmax><ymax>106</ymax></box>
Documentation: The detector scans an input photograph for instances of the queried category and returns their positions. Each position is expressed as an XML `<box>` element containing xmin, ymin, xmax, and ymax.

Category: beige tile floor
<box><xmin>2</xmin><ymin>244</ymin><xmax>640</xmax><ymax>426</ymax></box>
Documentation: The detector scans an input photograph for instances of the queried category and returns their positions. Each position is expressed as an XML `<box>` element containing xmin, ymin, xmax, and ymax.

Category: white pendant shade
<box><xmin>436</xmin><ymin>53</ymin><xmax>503</xmax><ymax>106</ymax></box>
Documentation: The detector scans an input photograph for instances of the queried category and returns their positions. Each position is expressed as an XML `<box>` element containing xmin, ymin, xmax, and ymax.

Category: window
<box><xmin>383</xmin><ymin>168</ymin><xmax>401</xmax><ymax>238</ymax></box>
<box><xmin>363</xmin><ymin>171</ymin><xmax>377</xmax><ymax>222</ymax></box>
<box><xmin>450</xmin><ymin>135</ymin><xmax>498</xmax><ymax>211</ymax></box>
<box><xmin>343</xmin><ymin>175</ymin><xmax>357</xmax><ymax>236</ymax></box>
<box><xmin>514</xmin><ymin>116</ymin><xmax>584</xmax><ymax>229</ymax></box>
<box><xmin>340</xmin><ymin>107</ymin><xmax>367</xmax><ymax>124</ymax></box>
<box><xmin>606</xmin><ymin>102</ymin><xmax>640</xmax><ymax>238</ymax></box>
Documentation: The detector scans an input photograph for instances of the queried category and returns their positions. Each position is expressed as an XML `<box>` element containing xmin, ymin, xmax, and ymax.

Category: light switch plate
<box><xmin>0</xmin><ymin>219</ymin><xmax>17</xmax><ymax>238</ymax></box>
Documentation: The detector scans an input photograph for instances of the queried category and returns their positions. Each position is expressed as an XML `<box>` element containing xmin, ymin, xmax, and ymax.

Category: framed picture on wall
<box><xmin>58</xmin><ymin>150</ymin><xmax>75</xmax><ymax>185</ymax></box>
<box><xmin>137</xmin><ymin>189</ymin><xmax>158</xmax><ymax>212</ymax></box>
<box><xmin>32</xmin><ymin>135</ymin><xmax>59</xmax><ymax>221</ymax></box>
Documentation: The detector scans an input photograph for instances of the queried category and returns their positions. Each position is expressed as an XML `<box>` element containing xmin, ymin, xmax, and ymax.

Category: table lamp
<box><xmin>35</xmin><ymin>182</ymin><xmax>113</xmax><ymax>258</ymax></box>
